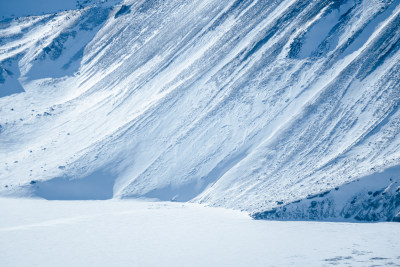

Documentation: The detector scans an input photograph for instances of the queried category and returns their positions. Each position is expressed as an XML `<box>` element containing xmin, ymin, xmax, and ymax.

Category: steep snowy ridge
<box><xmin>0</xmin><ymin>0</ymin><xmax>400</xmax><ymax>220</ymax></box>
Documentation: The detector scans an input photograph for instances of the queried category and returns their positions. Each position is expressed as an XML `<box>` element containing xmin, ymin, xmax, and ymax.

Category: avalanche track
<box><xmin>1</xmin><ymin>0</ymin><xmax>400</xmax><ymax>220</ymax></box>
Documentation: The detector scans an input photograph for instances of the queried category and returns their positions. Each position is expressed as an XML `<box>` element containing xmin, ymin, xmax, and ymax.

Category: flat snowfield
<box><xmin>0</xmin><ymin>198</ymin><xmax>399</xmax><ymax>267</ymax></box>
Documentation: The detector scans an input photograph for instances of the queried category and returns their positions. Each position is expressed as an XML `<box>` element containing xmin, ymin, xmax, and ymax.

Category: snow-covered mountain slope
<box><xmin>253</xmin><ymin>165</ymin><xmax>400</xmax><ymax>222</ymax></box>
<box><xmin>1</xmin><ymin>0</ymin><xmax>400</xmax><ymax>219</ymax></box>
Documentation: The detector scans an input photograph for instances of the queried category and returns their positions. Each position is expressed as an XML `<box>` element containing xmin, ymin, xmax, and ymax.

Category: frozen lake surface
<box><xmin>1</xmin><ymin>198</ymin><xmax>399</xmax><ymax>266</ymax></box>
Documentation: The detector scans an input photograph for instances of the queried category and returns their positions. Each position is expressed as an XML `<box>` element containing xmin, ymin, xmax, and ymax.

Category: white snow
<box><xmin>1</xmin><ymin>2</ymin><xmax>399</xmax><ymax>265</ymax></box>
<box><xmin>0</xmin><ymin>0</ymin><xmax>400</xmax><ymax>215</ymax></box>
<box><xmin>0</xmin><ymin>198</ymin><xmax>399</xmax><ymax>267</ymax></box>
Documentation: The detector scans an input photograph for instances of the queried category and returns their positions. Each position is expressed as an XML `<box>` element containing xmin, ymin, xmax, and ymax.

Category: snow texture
<box><xmin>1</xmin><ymin>0</ymin><xmax>400</xmax><ymax>219</ymax></box>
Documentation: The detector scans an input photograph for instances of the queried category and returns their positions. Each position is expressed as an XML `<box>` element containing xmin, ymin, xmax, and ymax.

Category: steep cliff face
<box><xmin>0</xmin><ymin>0</ymin><xmax>400</xmax><ymax>219</ymax></box>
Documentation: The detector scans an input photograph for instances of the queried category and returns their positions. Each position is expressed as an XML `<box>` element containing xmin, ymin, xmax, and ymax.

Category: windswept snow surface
<box><xmin>1</xmin><ymin>0</ymin><xmax>400</xmax><ymax>216</ymax></box>
<box><xmin>0</xmin><ymin>198</ymin><xmax>400</xmax><ymax>267</ymax></box>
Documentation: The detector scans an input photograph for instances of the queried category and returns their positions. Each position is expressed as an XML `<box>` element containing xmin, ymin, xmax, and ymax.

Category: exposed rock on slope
<box><xmin>252</xmin><ymin>166</ymin><xmax>400</xmax><ymax>222</ymax></box>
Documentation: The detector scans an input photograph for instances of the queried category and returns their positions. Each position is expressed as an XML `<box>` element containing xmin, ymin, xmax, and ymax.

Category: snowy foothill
<box><xmin>0</xmin><ymin>198</ymin><xmax>399</xmax><ymax>267</ymax></box>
